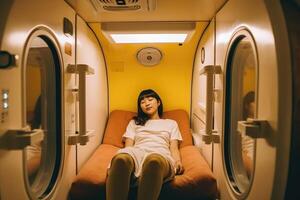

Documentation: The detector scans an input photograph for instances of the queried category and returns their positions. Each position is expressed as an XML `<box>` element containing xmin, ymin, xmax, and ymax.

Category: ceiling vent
<box><xmin>136</xmin><ymin>47</ymin><xmax>162</xmax><ymax>66</ymax></box>
<box><xmin>89</xmin><ymin>0</ymin><xmax>156</xmax><ymax>12</ymax></box>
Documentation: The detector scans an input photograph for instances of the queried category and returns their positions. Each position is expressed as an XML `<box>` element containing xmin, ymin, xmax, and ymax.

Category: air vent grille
<box><xmin>98</xmin><ymin>0</ymin><xmax>114</xmax><ymax>4</ymax></box>
<box><xmin>128</xmin><ymin>0</ymin><xmax>139</xmax><ymax>4</ymax></box>
<box><xmin>97</xmin><ymin>0</ymin><xmax>139</xmax><ymax>5</ymax></box>
<box><xmin>90</xmin><ymin>0</ymin><xmax>143</xmax><ymax>11</ymax></box>
<box><xmin>103</xmin><ymin>5</ymin><xmax>141</xmax><ymax>11</ymax></box>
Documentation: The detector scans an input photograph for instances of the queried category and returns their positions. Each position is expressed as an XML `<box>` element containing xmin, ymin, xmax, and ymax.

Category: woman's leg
<box><xmin>137</xmin><ymin>154</ymin><xmax>171</xmax><ymax>200</ymax></box>
<box><xmin>106</xmin><ymin>153</ymin><xmax>135</xmax><ymax>200</ymax></box>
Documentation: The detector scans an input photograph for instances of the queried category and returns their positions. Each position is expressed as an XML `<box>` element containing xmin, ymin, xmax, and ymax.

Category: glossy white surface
<box><xmin>213</xmin><ymin>0</ymin><xmax>292</xmax><ymax>199</ymax></box>
<box><xmin>191</xmin><ymin>20</ymin><xmax>215</xmax><ymax>169</ymax></box>
<box><xmin>76</xmin><ymin>15</ymin><xmax>109</xmax><ymax>171</ymax></box>
<box><xmin>65</xmin><ymin>0</ymin><xmax>227</xmax><ymax>22</ymax></box>
<box><xmin>0</xmin><ymin>0</ymin><xmax>76</xmax><ymax>199</ymax></box>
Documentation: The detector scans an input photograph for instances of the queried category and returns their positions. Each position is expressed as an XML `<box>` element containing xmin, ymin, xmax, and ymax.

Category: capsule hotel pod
<box><xmin>0</xmin><ymin>0</ymin><xmax>299</xmax><ymax>199</ymax></box>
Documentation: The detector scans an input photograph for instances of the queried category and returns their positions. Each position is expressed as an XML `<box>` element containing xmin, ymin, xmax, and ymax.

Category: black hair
<box><xmin>243</xmin><ymin>91</ymin><xmax>255</xmax><ymax>120</ymax></box>
<box><xmin>133</xmin><ymin>89</ymin><xmax>163</xmax><ymax>126</ymax></box>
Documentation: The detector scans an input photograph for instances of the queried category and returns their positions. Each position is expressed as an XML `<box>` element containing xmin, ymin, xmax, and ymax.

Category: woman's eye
<box><xmin>148</xmin><ymin>98</ymin><xmax>153</xmax><ymax>101</ymax></box>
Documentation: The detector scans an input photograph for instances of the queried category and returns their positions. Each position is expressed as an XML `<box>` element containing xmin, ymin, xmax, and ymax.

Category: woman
<box><xmin>106</xmin><ymin>89</ymin><xmax>184</xmax><ymax>200</ymax></box>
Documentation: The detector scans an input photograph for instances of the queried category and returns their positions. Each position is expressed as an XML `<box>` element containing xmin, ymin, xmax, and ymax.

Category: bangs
<box><xmin>139</xmin><ymin>93</ymin><xmax>156</xmax><ymax>102</ymax></box>
<box><xmin>138</xmin><ymin>91</ymin><xmax>157</xmax><ymax>103</ymax></box>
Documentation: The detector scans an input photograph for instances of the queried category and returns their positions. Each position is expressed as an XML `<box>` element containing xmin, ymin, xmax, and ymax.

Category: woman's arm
<box><xmin>170</xmin><ymin>140</ymin><xmax>184</xmax><ymax>175</ymax></box>
<box><xmin>125</xmin><ymin>138</ymin><xmax>134</xmax><ymax>147</ymax></box>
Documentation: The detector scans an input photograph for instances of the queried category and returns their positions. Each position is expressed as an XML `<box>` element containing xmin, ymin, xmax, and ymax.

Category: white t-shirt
<box><xmin>117</xmin><ymin>119</ymin><xmax>182</xmax><ymax>180</ymax></box>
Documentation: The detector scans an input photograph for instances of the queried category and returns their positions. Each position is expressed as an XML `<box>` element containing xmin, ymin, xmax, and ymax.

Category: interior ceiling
<box><xmin>65</xmin><ymin>0</ymin><xmax>227</xmax><ymax>22</ymax></box>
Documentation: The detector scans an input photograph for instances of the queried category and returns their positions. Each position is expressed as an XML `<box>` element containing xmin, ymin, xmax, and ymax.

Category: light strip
<box><xmin>110</xmin><ymin>33</ymin><xmax>188</xmax><ymax>43</ymax></box>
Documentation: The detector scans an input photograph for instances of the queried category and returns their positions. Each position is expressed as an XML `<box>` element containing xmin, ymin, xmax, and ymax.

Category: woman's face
<box><xmin>140</xmin><ymin>96</ymin><xmax>160</xmax><ymax>116</ymax></box>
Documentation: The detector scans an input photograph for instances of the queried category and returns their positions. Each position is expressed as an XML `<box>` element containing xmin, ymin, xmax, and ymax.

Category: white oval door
<box><xmin>222</xmin><ymin>30</ymin><xmax>257</xmax><ymax>198</ymax></box>
<box><xmin>23</xmin><ymin>29</ymin><xmax>64</xmax><ymax>200</ymax></box>
<box><xmin>213</xmin><ymin>0</ymin><xmax>292</xmax><ymax>199</ymax></box>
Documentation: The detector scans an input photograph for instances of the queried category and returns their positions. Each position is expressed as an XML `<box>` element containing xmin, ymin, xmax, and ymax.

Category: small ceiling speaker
<box><xmin>136</xmin><ymin>47</ymin><xmax>162</xmax><ymax>66</ymax></box>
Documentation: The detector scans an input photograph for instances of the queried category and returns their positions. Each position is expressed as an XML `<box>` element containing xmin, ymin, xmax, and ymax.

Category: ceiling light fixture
<box><xmin>101</xmin><ymin>22</ymin><xmax>195</xmax><ymax>44</ymax></box>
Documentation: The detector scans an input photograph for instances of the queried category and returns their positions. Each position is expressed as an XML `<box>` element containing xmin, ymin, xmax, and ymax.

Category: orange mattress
<box><xmin>69</xmin><ymin>110</ymin><xmax>218</xmax><ymax>200</ymax></box>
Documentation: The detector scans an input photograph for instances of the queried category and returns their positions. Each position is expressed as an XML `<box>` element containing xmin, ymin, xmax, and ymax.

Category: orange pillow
<box><xmin>162</xmin><ymin>109</ymin><xmax>193</xmax><ymax>148</ymax></box>
<box><xmin>102</xmin><ymin>110</ymin><xmax>136</xmax><ymax>148</ymax></box>
<box><xmin>102</xmin><ymin>109</ymin><xmax>193</xmax><ymax>148</ymax></box>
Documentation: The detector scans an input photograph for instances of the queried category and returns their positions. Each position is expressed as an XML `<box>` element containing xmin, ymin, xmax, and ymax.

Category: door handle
<box><xmin>198</xmin><ymin>65</ymin><xmax>222</xmax><ymax>144</ymax></box>
<box><xmin>68</xmin><ymin>130</ymin><xmax>95</xmax><ymax>145</ymax></box>
<box><xmin>67</xmin><ymin>64</ymin><xmax>95</xmax><ymax>145</ymax></box>
<box><xmin>237</xmin><ymin>118</ymin><xmax>269</xmax><ymax>139</ymax></box>
<box><xmin>0</xmin><ymin>128</ymin><xmax>44</xmax><ymax>149</ymax></box>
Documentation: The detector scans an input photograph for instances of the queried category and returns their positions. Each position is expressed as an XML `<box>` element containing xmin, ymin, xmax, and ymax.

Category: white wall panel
<box><xmin>75</xmin><ymin>15</ymin><xmax>109</xmax><ymax>171</ymax></box>
<box><xmin>191</xmin><ymin>20</ymin><xmax>215</xmax><ymax>168</ymax></box>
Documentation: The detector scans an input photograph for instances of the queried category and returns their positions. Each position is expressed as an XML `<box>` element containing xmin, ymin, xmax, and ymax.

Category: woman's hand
<box><xmin>170</xmin><ymin>140</ymin><xmax>184</xmax><ymax>175</ymax></box>
<box><xmin>125</xmin><ymin>138</ymin><xmax>134</xmax><ymax>147</ymax></box>
<box><xmin>175</xmin><ymin>160</ymin><xmax>184</xmax><ymax>175</ymax></box>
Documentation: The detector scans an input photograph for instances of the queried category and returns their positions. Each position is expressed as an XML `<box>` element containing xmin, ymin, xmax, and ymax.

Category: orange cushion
<box><xmin>102</xmin><ymin>110</ymin><xmax>136</xmax><ymax>148</ymax></box>
<box><xmin>69</xmin><ymin>144</ymin><xmax>119</xmax><ymax>200</ymax></box>
<box><xmin>70</xmin><ymin>110</ymin><xmax>217</xmax><ymax>200</ymax></box>
<box><xmin>162</xmin><ymin>109</ymin><xmax>193</xmax><ymax>148</ymax></box>
<box><xmin>161</xmin><ymin>146</ymin><xmax>218</xmax><ymax>199</ymax></box>
<box><xmin>69</xmin><ymin>144</ymin><xmax>218</xmax><ymax>200</ymax></box>
<box><xmin>102</xmin><ymin>109</ymin><xmax>193</xmax><ymax>148</ymax></box>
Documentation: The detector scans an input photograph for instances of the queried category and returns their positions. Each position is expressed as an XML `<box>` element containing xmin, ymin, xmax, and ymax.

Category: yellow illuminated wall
<box><xmin>243</xmin><ymin>66</ymin><xmax>256</xmax><ymax>96</ymax></box>
<box><xmin>89</xmin><ymin>22</ymin><xmax>207</xmax><ymax>115</ymax></box>
<box><xmin>26</xmin><ymin>64</ymin><xmax>41</xmax><ymax>112</ymax></box>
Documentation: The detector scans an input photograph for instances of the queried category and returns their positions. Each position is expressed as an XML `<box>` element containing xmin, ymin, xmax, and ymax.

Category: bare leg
<box><xmin>106</xmin><ymin>153</ymin><xmax>135</xmax><ymax>200</ymax></box>
<box><xmin>137</xmin><ymin>154</ymin><xmax>171</xmax><ymax>200</ymax></box>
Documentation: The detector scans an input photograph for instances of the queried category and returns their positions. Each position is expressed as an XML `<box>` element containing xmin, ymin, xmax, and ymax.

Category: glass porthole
<box><xmin>23</xmin><ymin>28</ymin><xmax>63</xmax><ymax>199</ymax></box>
<box><xmin>224</xmin><ymin>29</ymin><xmax>257</xmax><ymax>198</ymax></box>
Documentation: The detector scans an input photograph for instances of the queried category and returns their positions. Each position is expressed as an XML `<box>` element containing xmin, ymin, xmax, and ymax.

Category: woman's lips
<box><xmin>146</xmin><ymin>107</ymin><xmax>152</xmax><ymax>111</ymax></box>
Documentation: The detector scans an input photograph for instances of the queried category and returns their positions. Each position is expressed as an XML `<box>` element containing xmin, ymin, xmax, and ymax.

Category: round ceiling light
<box><xmin>136</xmin><ymin>47</ymin><xmax>162</xmax><ymax>66</ymax></box>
